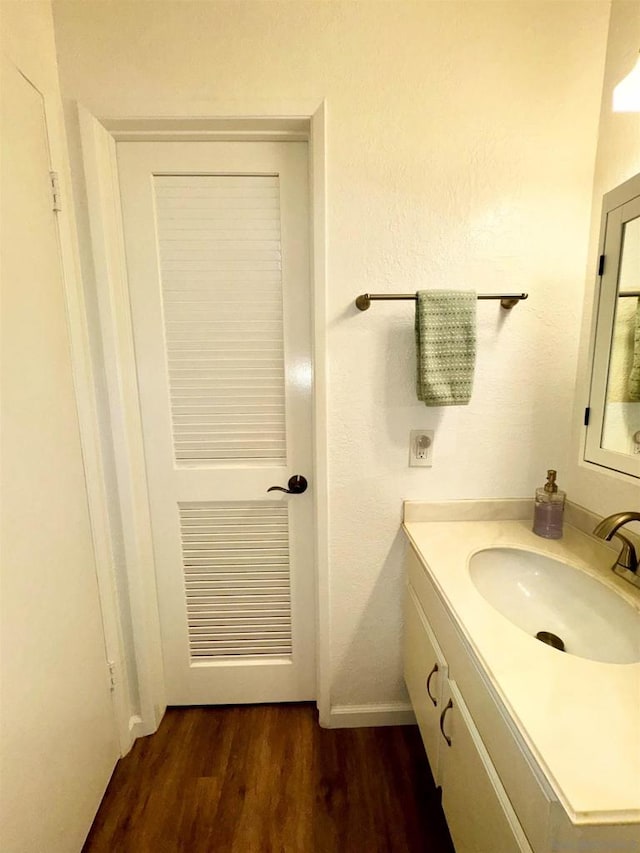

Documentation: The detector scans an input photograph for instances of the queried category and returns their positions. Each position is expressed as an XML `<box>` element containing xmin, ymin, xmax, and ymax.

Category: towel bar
<box><xmin>355</xmin><ymin>292</ymin><xmax>528</xmax><ymax>311</ymax></box>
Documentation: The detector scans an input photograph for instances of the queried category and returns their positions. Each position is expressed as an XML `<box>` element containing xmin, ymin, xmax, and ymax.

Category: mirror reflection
<box><xmin>602</xmin><ymin>214</ymin><xmax>640</xmax><ymax>457</ymax></box>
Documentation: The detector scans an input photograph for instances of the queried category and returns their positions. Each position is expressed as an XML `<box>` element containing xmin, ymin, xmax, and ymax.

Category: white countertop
<box><xmin>403</xmin><ymin>516</ymin><xmax>640</xmax><ymax>825</ymax></box>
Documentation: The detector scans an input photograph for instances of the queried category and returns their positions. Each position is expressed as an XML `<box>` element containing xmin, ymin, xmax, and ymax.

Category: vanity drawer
<box><xmin>407</xmin><ymin>544</ymin><xmax>554</xmax><ymax>853</ymax></box>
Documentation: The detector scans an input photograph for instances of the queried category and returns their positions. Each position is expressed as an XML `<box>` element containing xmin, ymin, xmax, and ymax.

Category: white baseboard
<box><xmin>321</xmin><ymin>702</ymin><xmax>416</xmax><ymax>729</ymax></box>
<box><xmin>123</xmin><ymin>710</ymin><xmax>166</xmax><ymax>755</ymax></box>
<box><xmin>120</xmin><ymin>714</ymin><xmax>146</xmax><ymax>756</ymax></box>
<box><xmin>125</xmin><ymin>704</ymin><xmax>415</xmax><ymax>745</ymax></box>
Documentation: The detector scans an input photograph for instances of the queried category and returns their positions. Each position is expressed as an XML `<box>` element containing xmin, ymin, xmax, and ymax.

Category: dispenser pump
<box><xmin>544</xmin><ymin>470</ymin><xmax>558</xmax><ymax>494</ymax></box>
<box><xmin>533</xmin><ymin>469</ymin><xmax>565</xmax><ymax>539</ymax></box>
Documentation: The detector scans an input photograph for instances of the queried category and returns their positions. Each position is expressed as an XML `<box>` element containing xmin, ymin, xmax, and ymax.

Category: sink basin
<box><xmin>469</xmin><ymin>548</ymin><xmax>640</xmax><ymax>664</ymax></box>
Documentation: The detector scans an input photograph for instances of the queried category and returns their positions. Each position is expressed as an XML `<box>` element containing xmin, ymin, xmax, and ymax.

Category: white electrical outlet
<box><xmin>409</xmin><ymin>430</ymin><xmax>434</xmax><ymax>467</ymax></box>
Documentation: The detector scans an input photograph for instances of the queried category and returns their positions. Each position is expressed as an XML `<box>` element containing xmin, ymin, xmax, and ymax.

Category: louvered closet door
<box><xmin>116</xmin><ymin>141</ymin><xmax>315</xmax><ymax>704</ymax></box>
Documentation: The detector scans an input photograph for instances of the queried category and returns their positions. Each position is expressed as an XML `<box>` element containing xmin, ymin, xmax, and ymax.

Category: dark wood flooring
<box><xmin>83</xmin><ymin>704</ymin><xmax>454</xmax><ymax>853</ymax></box>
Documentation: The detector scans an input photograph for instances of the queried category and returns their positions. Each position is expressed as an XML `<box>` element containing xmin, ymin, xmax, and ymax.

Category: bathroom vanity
<box><xmin>402</xmin><ymin>501</ymin><xmax>640</xmax><ymax>853</ymax></box>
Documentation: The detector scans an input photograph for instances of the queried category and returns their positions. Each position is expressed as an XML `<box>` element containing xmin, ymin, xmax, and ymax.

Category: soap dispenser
<box><xmin>533</xmin><ymin>469</ymin><xmax>565</xmax><ymax>539</ymax></box>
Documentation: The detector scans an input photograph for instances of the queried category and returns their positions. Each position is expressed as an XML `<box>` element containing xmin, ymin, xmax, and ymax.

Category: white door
<box><xmin>116</xmin><ymin>141</ymin><xmax>315</xmax><ymax>705</ymax></box>
<box><xmin>0</xmin><ymin>59</ymin><xmax>118</xmax><ymax>851</ymax></box>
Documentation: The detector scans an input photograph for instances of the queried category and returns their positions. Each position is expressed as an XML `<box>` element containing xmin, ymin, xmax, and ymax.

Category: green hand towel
<box><xmin>415</xmin><ymin>290</ymin><xmax>476</xmax><ymax>406</ymax></box>
<box><xmin>629</xmin><ymin>297</ymin><xmax>640</xmax><ymax>402</ymax></box>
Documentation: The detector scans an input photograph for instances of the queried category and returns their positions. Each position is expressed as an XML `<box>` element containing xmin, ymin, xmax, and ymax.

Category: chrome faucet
<box><xmin>593</xmin><ymin>512</ymin><xmax>640</xmax><ymax>589</ymax></box>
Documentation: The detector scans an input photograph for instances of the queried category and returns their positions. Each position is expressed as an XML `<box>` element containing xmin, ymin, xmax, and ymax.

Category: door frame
<box><xmin>78</xmin><ymin>103</ymin><xmax>330</xmax><ymax>735</ymax></box>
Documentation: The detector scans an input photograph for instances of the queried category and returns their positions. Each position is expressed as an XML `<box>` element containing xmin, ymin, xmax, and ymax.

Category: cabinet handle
<box><xmin>439</xmin><ymin>698</ymin><xmax>453</xmax><ymax>747</ymax></box>
<box><xmin>426</xmin><ymin>663</ymin><xmax>439</xmax><ymax>707</ymax></box>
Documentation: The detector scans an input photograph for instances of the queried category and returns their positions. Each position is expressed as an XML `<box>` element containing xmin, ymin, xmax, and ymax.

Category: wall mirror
<box><xmin>585</xmin><ymin>171</ymin><xmax>640</xmax><ymax>479</ymax></box>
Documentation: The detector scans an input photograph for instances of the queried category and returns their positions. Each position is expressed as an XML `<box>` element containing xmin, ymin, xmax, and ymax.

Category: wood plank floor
<box><xmin>83</xmin><ymin>704</ymin><xmax>454</xmax><ymax>853</ymax></box>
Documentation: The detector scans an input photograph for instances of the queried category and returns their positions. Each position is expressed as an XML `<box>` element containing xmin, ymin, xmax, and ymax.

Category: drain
<box><xmin>535</xmin><ymin>631</ymin><xmax>565</xmax><ymax>652</ymax></box>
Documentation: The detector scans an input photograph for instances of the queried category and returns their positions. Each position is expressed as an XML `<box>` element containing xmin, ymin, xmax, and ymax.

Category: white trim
<box><xmin>77</xmin><ymin>103</ymin><xmax>331</xmax><ymax>735</ymax></box>
<box><xmin>101</xmin><ymin>116</ymin><xmax>310</xmax><ymax>142</ymax></box>
<box><xmin>325</xmin><ymin>703</ymin><xmax>417</xmax><ymax>729</ymax></box>
<box><xmin>78</xmin><ymin>106</ymin><xmax>166</xmax><ymax>735</ymax></box>
<box><xmin>128</xmin><ymin>715</ymin><xmax>146</xmax><ymax>740</ymax></box>
<box><xmin>309</xmin><ymin>103</ymin><xmax>332</xmax><ymax>728</ymax></box>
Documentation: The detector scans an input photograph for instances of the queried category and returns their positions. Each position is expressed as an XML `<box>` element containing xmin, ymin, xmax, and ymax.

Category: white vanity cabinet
<box><xmin>405</xmin><ymin>579</ymin><xmax>532</xmax><ymax>853</ymax></box>
<box><xmin>403</xmin><ymin>537</ymin><xmax>640</xmax><ymax>853</ymax></box>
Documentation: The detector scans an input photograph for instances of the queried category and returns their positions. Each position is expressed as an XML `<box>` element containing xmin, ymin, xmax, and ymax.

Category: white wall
<box><xmin>52</xmin><ymin>0</ymin><xmax>610</xmax><ymax>714</ymax></box>
<box><xmin>566</xmin><ymin>0</ymin><xmax>640</xmax><ymax>519</ymax></box>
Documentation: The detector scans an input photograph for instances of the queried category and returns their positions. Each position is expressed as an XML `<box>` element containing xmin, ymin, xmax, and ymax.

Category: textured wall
<box><xmin>567</xmin><ymin>0</ymin><xmax>640</xmax><ymax>519</ymax></box>
<box><xmin>52</xmin><ymin>0</ymin><xmax>609</xmax><ymax>711</ymax></box>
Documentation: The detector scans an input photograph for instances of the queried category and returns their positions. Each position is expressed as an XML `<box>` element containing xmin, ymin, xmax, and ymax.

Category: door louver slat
<box><xmin>179</xmin><ymin>501</ymin><xmax>292</xmax><ymax>660</ymax></box>
<box><xmin>154</xmin><ymin>174</ymin><xmax>286</xmax><ymax>464</ymax></box>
